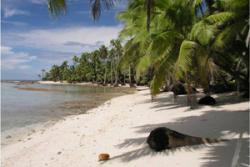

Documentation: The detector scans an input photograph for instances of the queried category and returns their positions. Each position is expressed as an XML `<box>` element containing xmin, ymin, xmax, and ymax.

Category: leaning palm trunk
<box><xmin>129</xmin><ymin>65</ymin><xmax>131</xmax><ymax>85</ymax></box>
<box><xmin>123</xmin><ymin>73</ymin><xmax>126</xmax><ymax>85</ymax></box>
<box><xmin>114</xmin><ymin>64</ymin><xmax>118</xmax><ymax>86</ymax></box>
<box><xmin>236</xmin><ymin>60</ymin><xmax>242</xmax><ymax>96</ymax></box>
<box><xmin>111</xmin><ymin>60</ymin><xmax>113</xmax><ymax>85</ymax></box>
<box><xmin>114</xmin><ymin>54</ymin><xmax>119</xmax><ymax>87</ymax></box>
<box><xmin>104</xmin><ymin>65</ymin><xmax>107</xmax><ymax>85</ymax></box>
<box><xmin>128</xmin><ymin>65</ymin><xmax>135</xmax><ymax>87</ymax></box>
<box><xmin>114</xmin><ymin>71</ymin><xmax>118</xmax><ymax>86</ymax></box>
<box><xmin>185</xmin><ymin>73</ymin><xmax>195</xmax><ymax>108</ymax></box>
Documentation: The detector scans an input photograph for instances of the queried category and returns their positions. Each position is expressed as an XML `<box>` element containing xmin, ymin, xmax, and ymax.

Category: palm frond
<box><xmin>220</xmin><ymin>0</ymin><xmax>248</xmax><ymax>12</ymax></box>
<box><xmin>190</xmin><ymin>21</ymin><xmax>218</xmax><ymax>46</ymax></box>
<box><xmin>150</xmin><ymin>46</ymin><xmax>178</xmax><ymax>95</ymax></box>
<box><xmin>175</xmin><ymin>40</ymin><xmax>198</xmax><ymax>78</ymax></box>
<box><xmin>120</xmin><ymin>39</ymin><xmax>141</xmax><ymax>68</ymax></box>
<box><xmin>48</xmin><ymin>0</ymin><xmax>118</xmax><ymax>20</ymax></box>
<box><xmin>48</xmin><ymin>0</ymin><xmax>66</xmax><ymax>16</ymax></box>
<box><xmin>212</xmin><ymin>21</ymin><xmax>246</xmax><ymax>51</ymax></box>
<box><xmin>136</xmin><ymin>55</ymin><xmax>151</xmax><ymax>79</ymax></box>
<box><xmin>91</xmin><ymin>0</ymin><xmax>101</xmax><ymax>20</ymax></box>
<box><xmin>150</xmin><ymin>53</ymin><xmax>176</xmax><ymax>95</ymax></box>
<box><xmin>205</xmin><ymin>12</ymin><xmax>235</xmax><ymax>24</ymax></box>
<box><xmin>196</xmin><ymin>49</ymin><xmax>209</xmax><ymax>89</ymax></box>
<box><xmin>90</xmin><ymin>0</ymin><xmax>118</xmax><ymax>20</ymax></box>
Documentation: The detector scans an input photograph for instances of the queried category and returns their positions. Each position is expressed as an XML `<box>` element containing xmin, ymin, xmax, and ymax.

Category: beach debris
<box><xmin>198</xmin><ymin>96</ymin><xmax>216</xmax><ymax>105</ymax></box>
<box><xmin>147</xmin><ymin>127</ymin><xmax>226</xmax><ymax>152</ymax></box>
<box><xmin>98</xmin><ymin>153</ymin><xmax>110</xmax><ymax>161</ymax></box>
<box><xmin>57</xmin><ymin>151</ymin><xmax>62</xmax><ymax>155</ymax></box>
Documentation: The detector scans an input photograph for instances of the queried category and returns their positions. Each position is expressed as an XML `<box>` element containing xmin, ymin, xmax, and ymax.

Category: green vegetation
<box><xmin>42</xmin><ymin>40</ymin><xmax>144</xmax><ymax>86</ymax></box>
<box><xmin>45</xmin><ymin>0</ymin><xmax>249</xmax><ymax>97</ymax></box>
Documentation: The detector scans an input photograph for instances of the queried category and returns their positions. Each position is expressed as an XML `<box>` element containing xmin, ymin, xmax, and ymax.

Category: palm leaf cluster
<box><xmin>46</xmin><ymin>0</ymin><xmax>249</xmax><ymax>97</ymax></box>
<box><xmin>118</xmin><ymin>0</ymin><xmax>249</xmax><ymax>96</ymax></box>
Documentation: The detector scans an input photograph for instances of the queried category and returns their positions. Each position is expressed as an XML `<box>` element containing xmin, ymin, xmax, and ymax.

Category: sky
<box><xmin>1</xmin><ymin>0</ymin><xmax>127</xmax><ymax>80</ymax></box>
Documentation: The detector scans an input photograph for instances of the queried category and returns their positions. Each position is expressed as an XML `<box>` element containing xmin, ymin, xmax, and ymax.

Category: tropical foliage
<box><xmin>118</xmin><ymin>0</ymin><xmax>249</xmax><ymax>96</ymax></box>
<box><xmin>42</xmin><ymin>40</ymin><xmax>147</xmax><ymax>86</ymax></box>
<box><xmin>45</xmin><ymin>0</ymin><xmax>249</xmax><ymax>97</ymax></box>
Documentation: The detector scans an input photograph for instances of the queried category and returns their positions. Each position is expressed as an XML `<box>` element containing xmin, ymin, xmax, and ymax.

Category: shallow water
<box><xmin>1</xmin><ymin>82</ymin><xmax>134</xmax><ymax>132</ymax></box>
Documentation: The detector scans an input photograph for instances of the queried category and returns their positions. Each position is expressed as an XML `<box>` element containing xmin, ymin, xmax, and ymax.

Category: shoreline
<box><xmin>1</xmin><ymin>120</ymin><xmax>59</xmax><ymax>147</ymax></box>
<box><xmin>2</xmin><ymin>90</ymin><xmax>249</xmax><ymax>167</ymax></box>
<box><xmin>2</xmin><ymin>80</ymin><xmax>138</xmax><ymax>88</ymax></box>
<box><xmin>38</xmin><ymin>81</ymin><xmax>135</xmax><ymax>88</ymax></box>
<box><xmin>2</xmin><ymin>85</ymin><xmax>137</xmax><ymax>147</ymax></box>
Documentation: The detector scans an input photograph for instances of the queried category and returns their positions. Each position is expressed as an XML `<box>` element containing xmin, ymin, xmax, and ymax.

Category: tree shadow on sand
<box><xmin>101</xmin><ymin>142</ymin><xmax>210</xmax><ymax>163</ymax></box>
<box><xmin>141</xmin><ymin>91</ymin><xmax>248</xmax><ymax>112</ymax></box>
<box><xmin>201</xmin><ymin>136</ymin><xmax>249</xmax><ymax>167</ymax></box>
<box><xmin>140</xmin><ymin>93</ymin><xmax>202</xmax><ymax>111</ymax></box>
<box><xmin>107</xmin><ymin>108</ymin><xmax>249</xmax><ymax>166</ymax></box>
<box><xmin>139</xmin><ymin>92</ymin><xmax>248</xmax><ymax>111</ymax></box>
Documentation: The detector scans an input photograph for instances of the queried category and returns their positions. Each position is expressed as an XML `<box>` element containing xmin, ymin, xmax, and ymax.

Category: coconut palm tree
<box><xmin>118</xmin><ymin>0</ymin><xmax>199</xmax><ymax>95</ymax></box>
<box><xmin>99</xmin><ymin>45</ymin><xmax>108</xmax><ymax>85</ymax></box>
<box><xmin>110</xmin><ymin>39</ymin><xmax>123</xmax><ymax>86</ymax></box>
<box><xmin>176</xmin><ymin>0</ymin><xmax>249</xmax><ymax>95</ymax></box>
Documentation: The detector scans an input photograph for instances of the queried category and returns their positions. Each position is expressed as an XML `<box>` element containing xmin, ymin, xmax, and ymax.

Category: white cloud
<box><xmin>2</xmin><ymin>25</ymin><xmax>122</xmax><ymax>77</ymax></box>
<box><xmin>1</xmin><ymin>46</ymin><xmax>36</xmax><ymax>70</ymax></box>
<box><xmin>29</xmin><ymin>0</ymin><xmax>47</xmax><ymax>4</ymax></box>
<box><xmin>1</xmin><ymin>20</ymin><xmax>28</xmax><ymax>26</ymax></box>
<box><xmin>4</xmin><ymin>25</ymin><xmax>122</xmax><ymax>54</ymax></box>
<box><xmin>3</xmin><ymin>7</ymin><xmax>30</xmax><ymax>18</ymax></box>
<box><xmin>1</xmin><ymin>46</ymin><xmax>14</xmax><ymax>55</ymax></box>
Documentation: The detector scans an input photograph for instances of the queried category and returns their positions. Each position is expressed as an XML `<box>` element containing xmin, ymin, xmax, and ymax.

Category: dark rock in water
<box><xmin>171</xmin><ymin>83</ymin><xmax>187</xmax><ymax>95</ymax></box>
<box><xmin>198</xmin><ymin>96</ymin><xmax>216</xmax><ymax>105</ymax></box>
<box><xmin>147</xmin><ymin>127</ymin><xmax>170</xmax><ymax>152</ymax></box>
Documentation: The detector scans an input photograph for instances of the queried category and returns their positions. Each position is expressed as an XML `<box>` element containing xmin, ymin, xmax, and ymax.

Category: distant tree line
<box><xmin>41</xmin><ymin>39</ymin><xmax>152</xmax><ymax>87</ymax></box>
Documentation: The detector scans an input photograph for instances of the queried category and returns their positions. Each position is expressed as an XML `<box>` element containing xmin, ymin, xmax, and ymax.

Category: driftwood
<box><xmin>147</xmin><ymin>127</ymin><xmax>227</xmax><ymax>152</ymax></box>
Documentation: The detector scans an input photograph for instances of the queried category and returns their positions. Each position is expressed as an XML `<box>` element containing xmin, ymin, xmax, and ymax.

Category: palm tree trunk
<box><xmin>237</xmin><ymin>79</ymin><xmax>240</xmax><ymax>96</ymax></box>
<box><xmin>111</xmin><ymin>60</ymin><xmax>113</xmax><ymax>85</ymax></box>
<box><xmin>129</xmin><ymin>65</ymin><xmax>133</xmax><ymax>87</ymax></box>
<box><xmin>123</xmin><ymin>73</ymin><xmax>126</xmax><ymax>85</ymax></box>
<box><xmin>114</xmin><ymin>70</ymin><xmax>118</xmax><ymax>86</ymax></box>
<box><xmin>114</xmin><ymin>54</ymin><xmax>119</xmax><ymax>87</ymax></box>
<box><xmin>104</xmin><ymin>65</ymin><xmax>107</xmax><ymax>85</ymax></box>
<box><xmin>186</xmin><ymin>73</ymin><xmax>194</xmax><ymax>108</ymax></box>
<box><xmin>94</xmin><ymin>63</ymin><xmax>97</xmax><ymax>83</ymax></box>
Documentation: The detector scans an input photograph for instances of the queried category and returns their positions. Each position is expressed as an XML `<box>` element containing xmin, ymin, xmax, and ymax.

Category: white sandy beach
<box><xmin>2</xmin><ymin>89</ymin><xmax>249</xmax><ymax>167</ymax></box>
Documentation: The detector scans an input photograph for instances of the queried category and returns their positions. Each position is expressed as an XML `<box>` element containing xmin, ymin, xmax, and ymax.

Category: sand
<box><xmin>2</xmin><ymin>89</ymin><xmax>249</xmax><ymax>167</ymax></box>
